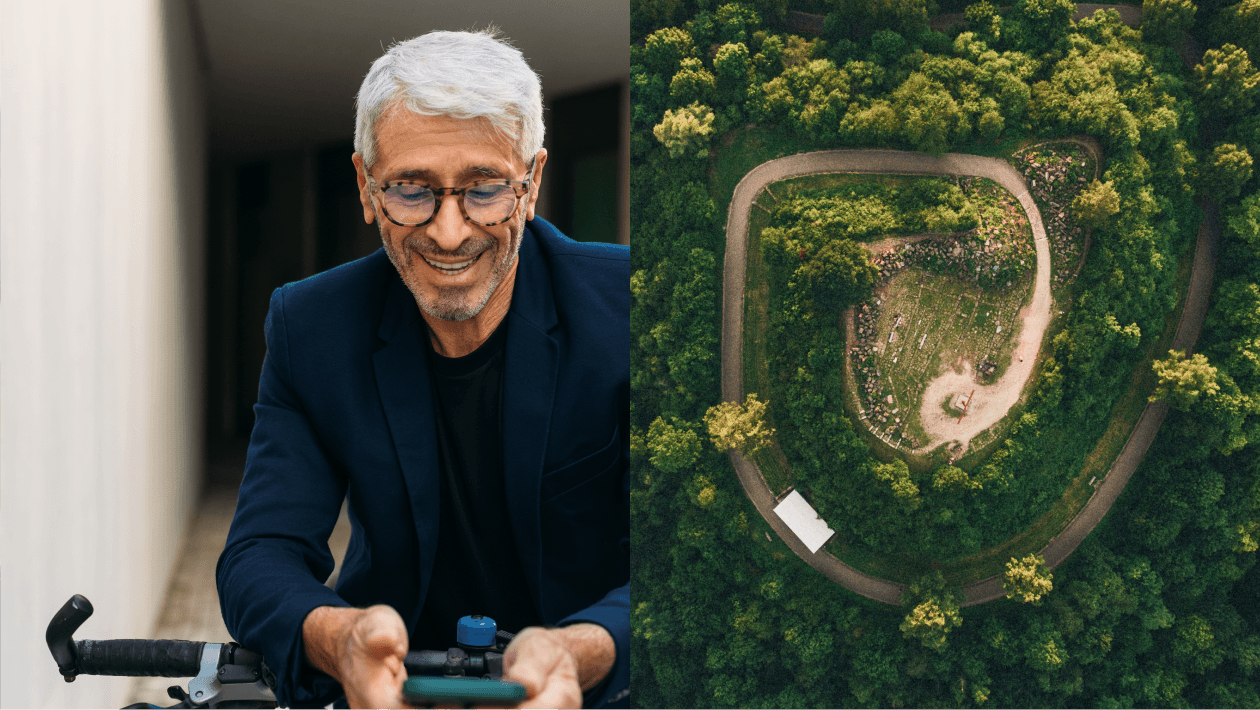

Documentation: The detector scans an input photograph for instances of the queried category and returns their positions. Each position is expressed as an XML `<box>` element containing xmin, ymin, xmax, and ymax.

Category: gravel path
<box><xmin>721</xmin><ymin>148</ymin><xmax>1220</xmax><ymax>605</ymax></box>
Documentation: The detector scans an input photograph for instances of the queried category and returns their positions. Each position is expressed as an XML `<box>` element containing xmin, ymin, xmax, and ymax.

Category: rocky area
<box><xmin>1013</xmin><ymin>143</ymin><xmax>1094</xmax><ymax>289</ymax></box>
<box><xmin>867</xmin><ymin>179</ymin><xmax>1034</xmax><ymax>290</ymax></box>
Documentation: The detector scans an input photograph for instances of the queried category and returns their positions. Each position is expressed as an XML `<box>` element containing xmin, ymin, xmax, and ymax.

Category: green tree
<box><xmin>1013</xmin><ymin>0</ymin><xmax>1075</xmax><ymax>50</ymax></box>
<box><xmin>1222</xmin><ymin>192</ymin><xmax>1260</xmax><ymax>278</ymax></box>
<box><xmin>899</xmin><ymin>571</ymin><xmax>962</xmax><ymax>650</ymax></box>
<box><xmin>826</xmin><ymin>0</ymin><xmax>934</xmax><ymax>39</ymax></box>
<box><xmin>793</xmin><ymin>238</ymin><xmax>878</xmax><ymax>315</ymax></box>
<box><xmin>1200</xmin><ymin>143</ymin><xmax>1254</xmax><ymax>201</ymax></box>
<box><xmin>840</xmin><ymin>100</ymin><xmax>900</xmax><ymax>145</ymax></box>
<box><xmin>669</xmin><ymin>57</ymin><xmax>716</xmax><ymax>106</ymax></box>
<box><xmin>632</xmin><ymin>0</ymin><xmax>683</xmax><ymax>40</ymax></box>
<box><xmin>646</xmin><ymin>417</ymin><xmax>702</xmax><ymax>474</ymax></box>
<box><xmin>978</xmin><ymin>110</ymin><xmax>1004</xmax><ymax>139</ymax></box>
<box><xmin>714</xmin><ymin>42</ymin><xmax>753</xmax><ymax>105</ymax></box>
<box><xmin>873</xmin><ymin>459</ymin><xmax>921</xmax><ymax>508</ymax></box>
<box><xmin>1003</xmin><ymin>553</ymin><xmax>1053</xmax><ymax>604</ymax></box>
<box><xmin>1194</xmin><ymin>44</ymin><xmax>1259</xmax><ymax>120</ymax></box>
<box><xmin>1151</xmin><ymin>350</ymin><xmax>1220</xmax><ymax>410</ymax></box>
<box><xmin>893</xmin><ymin>73</ymin><xmax>968</xmax><ymax>156</ymax></box>
<box><xmin>1211</xmin><ymin>0</ymin><xmax>1260</xmax><ymax>61</ymax></box>
<box><xmin>932</xmin><ymin>464</ymin><xmax>982</xmax><ymax>492</ymax></box>
<box><xmin>1072</xmin><ymin>179</ymin><xmax>1122</xmax><ymax>227</ymax></box>
<box><xmin>870</xmin><ymin>30</ymin><xmax>909</xmax><ymax>63</ymax></box>
<box><xmin>704</xmin><ymin>392</ymin><xmax>775</xmax><ymax>457</ymax></box>
<box><xmin>1015</xmin><ymin>0</ymin><xmax>1074</xmax><ymax>26</ymax></box>
<box><xmin>715</xmin><ymin>2</ymin><xmax>761</xmax><ymax>45</ymax></box>
<box><xmin>653</xmin><ymin>103</ymin><xmax>715</xmax><ymax>159</ymax></box>
<box><xmin>631</xmin><ymin>65</ymin><xmax>670</xmax><ymax>130</ymax></box>
<box><xmin>643</xmin><ymin>27</ymin><xmax>695</xmax><ymax>77</ymax></box>
<box><xmin>964</xmin><ymin>0</ymin><xmax>1001</xmax><ymax>39</ymax></box>
<box><xmin>752</xmin><ymin>34</ymin><xmax>784</xmax><ymax>80</ymax></box>
<box><xmin>1172</xmin><ymin>614</ymin><xmax>1226</xmax><ymax>674</ymax></box>
<box><xmin>1142</xmin><ymin>0</ymin><xmax>1196</xmax><ymax>45</ymax></box>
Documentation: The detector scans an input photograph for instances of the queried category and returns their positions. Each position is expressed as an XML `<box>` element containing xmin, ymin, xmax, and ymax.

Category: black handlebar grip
<box><xmin>405</xmin><ymin>650</ymin><xmax>449</xmax><ymax>676</ymax></box>
<box><xmin>74</xmin><ymin>639</ymin><xmax>206</xmax><ymax>677</ymax></box>
<box><xmin>47</xmin><ymin>595</ymin><xmax>94</xmax><ymax>678</ymax></box>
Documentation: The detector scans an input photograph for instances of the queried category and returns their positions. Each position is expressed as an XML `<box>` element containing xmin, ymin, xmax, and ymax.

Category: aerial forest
<box><xmin>630</xmin><ymin>0</ymin><xmax>1260</xmax><ymax>706</ymax></box>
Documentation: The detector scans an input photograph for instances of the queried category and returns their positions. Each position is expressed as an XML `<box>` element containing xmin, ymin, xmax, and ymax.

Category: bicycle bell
<box><xmin>456</xmin><ymin>615</ymin><xmax>497</xmax><ymax>651</ymax></box>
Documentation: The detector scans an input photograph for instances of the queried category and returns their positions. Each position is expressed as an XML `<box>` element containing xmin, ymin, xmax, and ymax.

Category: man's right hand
<box><xmin>303</xmin><ymin>605</ymin><xmax>412</xmax><ymax>708</ymax></box>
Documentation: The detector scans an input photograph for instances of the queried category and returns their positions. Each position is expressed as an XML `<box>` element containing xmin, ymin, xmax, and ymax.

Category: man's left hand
<box><xmin>502</xmin><ymin>623</ymin><xmax>615</xmax><ymax>709</ymax></box>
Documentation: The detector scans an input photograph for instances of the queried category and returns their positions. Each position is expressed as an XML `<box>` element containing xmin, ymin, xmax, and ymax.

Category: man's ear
<box><xmin>525</xmin><ymin>149</ymin><xmax>548</xmax><ymax>221</ymax></box>
<box><xmin>351</xmin><ymin>153</ymin><xmax>377</xmax><ymax>225</ymax></box>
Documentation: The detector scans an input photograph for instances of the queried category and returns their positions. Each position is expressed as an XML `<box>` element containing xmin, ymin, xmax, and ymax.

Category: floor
<box><xmin>126</xmin><ymin>446</ymin><xmax>351</xmax><ymax>707</ymax></box>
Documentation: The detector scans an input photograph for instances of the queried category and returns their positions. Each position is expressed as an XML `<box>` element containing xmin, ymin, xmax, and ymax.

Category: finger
<box><xmin>516</xmin><ymin>671</ymin><xmax>581</xmax><ymax>710</ymax></box>
<box><xmin>502</xmin><ymin>629</ymin><xmax>559</xmax><ymax>700</ymax></box>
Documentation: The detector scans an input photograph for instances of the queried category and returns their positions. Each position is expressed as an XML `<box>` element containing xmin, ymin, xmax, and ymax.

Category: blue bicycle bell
<box><xmin>457</xmin><ymin>615</ymin><xmax>497</xmax><ymax>649</ymax></box>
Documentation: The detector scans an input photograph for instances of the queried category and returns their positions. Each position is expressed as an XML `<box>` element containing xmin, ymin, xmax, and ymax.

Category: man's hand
<box><xmin>502</xmin><ymin>623</ymin><xmax>615</xmax><ymax>709</ymax></box>
<box><xmin>303</xmin><ymin>605</ymin><xmax>412</xmax><ymax>708</ymax></box>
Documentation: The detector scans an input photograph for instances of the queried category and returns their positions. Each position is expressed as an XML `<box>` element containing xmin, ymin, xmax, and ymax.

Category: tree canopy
<box><xmin>1003</xmin><ymin>553</ymin><xmax>1054</xmax><ymax>604</ymax></box>
<box><xmin>704</xmin><ymin>393</ymin><xmax>775</xmax><ymax>457</ymax></box>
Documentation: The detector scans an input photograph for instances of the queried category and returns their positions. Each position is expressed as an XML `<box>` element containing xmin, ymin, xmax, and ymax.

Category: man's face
<box><xmin>353</xmin><ymin>109</ymin><xmax>545</xmax><ymax>322</ymax></box>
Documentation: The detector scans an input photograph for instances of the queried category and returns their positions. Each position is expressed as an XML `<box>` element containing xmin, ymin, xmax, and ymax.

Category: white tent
<box><xmin>773</xmin><ymin>490</ymin><xmax>836</xmax><ymax>553</ymax></box>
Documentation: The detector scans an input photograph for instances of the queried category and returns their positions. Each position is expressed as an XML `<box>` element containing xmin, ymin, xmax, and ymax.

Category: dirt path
<box><xmin>722</xmin><ymin>149</ymin><xmax>1049</xmax><ymax>603</ymax></box>
<box><xmin>722</xmin><ymin>155</ymin><xmax>1219</xmax><ymax>607</ymax></box>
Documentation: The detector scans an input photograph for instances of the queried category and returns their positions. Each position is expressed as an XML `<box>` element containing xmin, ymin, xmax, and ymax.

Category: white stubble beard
<box><xmin>380</xmin><ymin>212</ymin><xmax>524</xmax><ymax>322</ymax></box>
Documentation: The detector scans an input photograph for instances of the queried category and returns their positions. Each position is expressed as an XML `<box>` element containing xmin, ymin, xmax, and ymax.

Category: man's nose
<box><xmin>427</xmin><ymin>192</ymin><xmax>476</xmax><ymax>252</ymax></box>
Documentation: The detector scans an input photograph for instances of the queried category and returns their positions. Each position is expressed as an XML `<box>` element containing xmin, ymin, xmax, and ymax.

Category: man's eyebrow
<box><xmin>388</xmin><ymin>165</ymin><xmax>506</xmax><ymax>182</ymax></box>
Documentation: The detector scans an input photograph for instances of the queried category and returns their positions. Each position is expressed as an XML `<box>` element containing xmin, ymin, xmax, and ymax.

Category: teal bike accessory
<box><xmin>402</xmin><ymin>676</ymin><xmax>527</xmax><ymax>705</ymax></box>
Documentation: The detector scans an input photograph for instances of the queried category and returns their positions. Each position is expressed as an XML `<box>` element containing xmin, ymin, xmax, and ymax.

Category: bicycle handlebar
<box><xmin>75</xmin><ymin>639</ymin><xmax>205</xmax><ymax>677</ymax></box>
<box><xmin>49</xmin><ymin>594</ymin><xmax>511</xmax><ymax>708</ymax></box>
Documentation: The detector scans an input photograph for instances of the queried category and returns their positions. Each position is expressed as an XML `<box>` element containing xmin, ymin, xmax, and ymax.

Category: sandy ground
<box><xmin>916</xmin><ymin>187</ymin><xmax>1051</xmax><ymax>452</ymax></box>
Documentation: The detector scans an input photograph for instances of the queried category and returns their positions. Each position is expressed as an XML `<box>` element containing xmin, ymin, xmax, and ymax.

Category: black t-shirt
<box><xmin>412</xmin><ymin>318</ymin><xmax>543</xmax><ymax>650</ymax></box>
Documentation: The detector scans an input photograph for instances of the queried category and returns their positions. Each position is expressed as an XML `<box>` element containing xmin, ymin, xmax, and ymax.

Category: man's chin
<box><xmin>415</xmin><ymin>284</ymin><xmax>493</xmax><ymax>322</ymax></box>
<box><xmin>418</xmin><ymin>301</ymin><xmax>481</xmax><ymax>322</ymax></box>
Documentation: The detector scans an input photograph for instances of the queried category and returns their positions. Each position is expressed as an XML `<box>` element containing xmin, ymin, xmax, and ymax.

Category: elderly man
<box><xmin>216</xmin><ymin>30</ymin><xmax>628</xmax><ymax>708</ymax></box>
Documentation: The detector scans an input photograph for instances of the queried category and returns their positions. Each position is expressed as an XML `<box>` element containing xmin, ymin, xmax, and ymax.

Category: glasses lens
<box><xmin>382</xmin><ymin>184</ymin><xmax>435</xmax><ymax>224</ymax></box>
<box><xmin>464</xmin><ymin>183</ymin><xmax>519</xmax><ymax>224</ymax></box>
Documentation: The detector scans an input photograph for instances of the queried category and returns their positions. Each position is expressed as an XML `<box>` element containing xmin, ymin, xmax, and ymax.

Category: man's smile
<box><xmin>420</xmin><ymin>250</ymin><xmax>485</xmax><ymax>276</ymax></box>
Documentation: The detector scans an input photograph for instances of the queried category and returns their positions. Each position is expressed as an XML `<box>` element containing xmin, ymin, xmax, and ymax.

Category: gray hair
<box><xmin>354</xmin><ymin>29</ymin><xmax>544</xmax><ymax>169</ymax></box>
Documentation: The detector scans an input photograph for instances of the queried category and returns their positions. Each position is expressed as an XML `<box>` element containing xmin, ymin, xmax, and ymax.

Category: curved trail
<box><xmin>721</xmin><ymin>149</ymin><xmax>1220</xmax><ymax>605</ymax></box>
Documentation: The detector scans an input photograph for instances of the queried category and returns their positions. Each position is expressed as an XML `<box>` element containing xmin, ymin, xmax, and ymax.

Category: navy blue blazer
<box><xmin>216</xmin><ymin>217</ymin><xmax>630</xmax><ymax>708</ymax></box>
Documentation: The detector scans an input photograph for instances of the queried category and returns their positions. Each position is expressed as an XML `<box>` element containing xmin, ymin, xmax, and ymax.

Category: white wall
<box><xmin>1</xmin><ymin>0</ymin><xmax>207</xmax><ymax>706</ymax></box>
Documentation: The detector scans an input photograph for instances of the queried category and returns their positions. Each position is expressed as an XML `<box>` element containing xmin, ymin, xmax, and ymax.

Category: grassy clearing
<box><xmin>852</xmin><ymin>269</ymin><xmax>1033</xmax><ymax>450</ymax></box>
<box><xmin>709</xmin><ymin>127</ymin><xmax>818</xmax><ymax>212</ymax></box>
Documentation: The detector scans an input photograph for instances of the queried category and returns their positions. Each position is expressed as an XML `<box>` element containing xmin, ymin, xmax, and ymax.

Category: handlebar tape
<box><xmin>74</xmin><ymin>639</ymin><xmax>205</xmax><ymax>677</ymax></box>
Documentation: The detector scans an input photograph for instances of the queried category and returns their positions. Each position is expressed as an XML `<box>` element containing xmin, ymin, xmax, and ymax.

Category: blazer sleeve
<box><xmin>557</xmin><ymin>428</ymin><xmax>630</xmax><ymax>709</ymax></box>
<box><xmin>216</xmin><ymin>286</ymin><xmax>352</xmax><ymax>708</ymax></box>
<box><xmin>558</xmin><ymin>583</ymin><xmax>631</xmax><ymax>708</ymax></box>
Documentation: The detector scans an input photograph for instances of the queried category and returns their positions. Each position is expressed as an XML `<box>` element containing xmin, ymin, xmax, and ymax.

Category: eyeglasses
<box><xmin>367</xmin><ymin>170</ymin><xmax>532</xmax><ymax>227</ymax></box>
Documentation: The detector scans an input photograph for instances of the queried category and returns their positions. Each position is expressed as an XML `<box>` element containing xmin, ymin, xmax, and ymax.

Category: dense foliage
<box><xmin>631</xmin><ymin>0</ymin><xmax>1260</xmax><ymax>706</ymax></box>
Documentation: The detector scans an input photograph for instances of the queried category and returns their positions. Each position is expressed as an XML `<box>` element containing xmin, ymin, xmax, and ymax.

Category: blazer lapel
<box><xmin>502</xmin><ymin>224</ymin><xmax>559</xmax><ymax>618</ymax></box>
<box><xmin>373</xmin><ymin>274</ymin><xmax>440</xmax><ymax>629</ymax></box>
